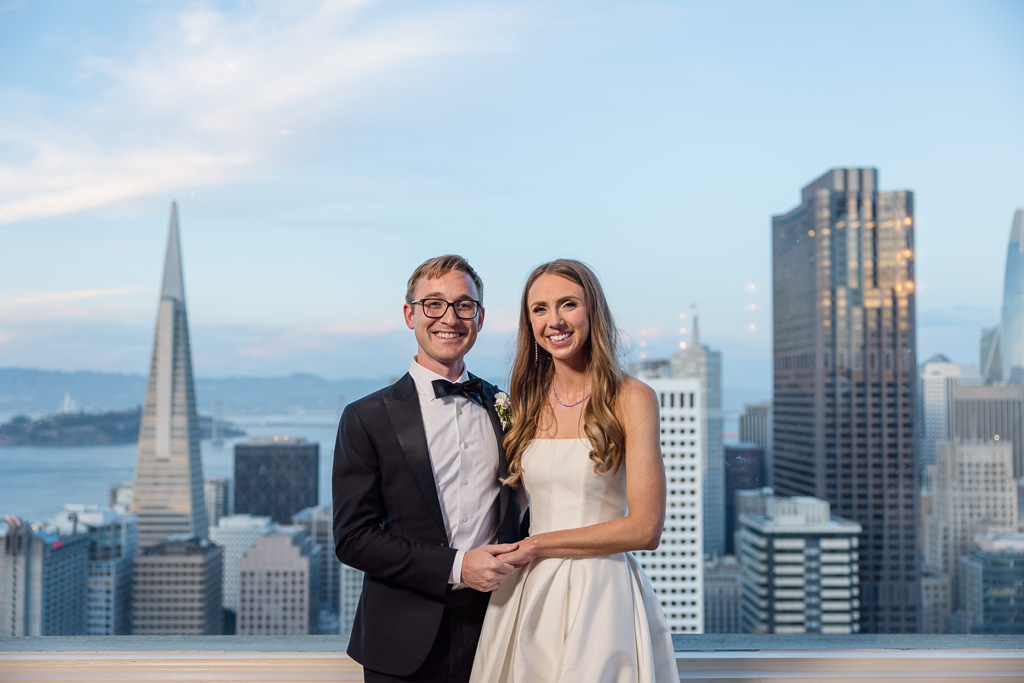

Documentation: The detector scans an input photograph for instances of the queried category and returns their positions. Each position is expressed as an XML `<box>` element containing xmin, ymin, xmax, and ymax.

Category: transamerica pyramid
<box><xmin>132</xmin><ymin>202</ymin><xmax>208</xmax><ymax>548</ymax></box>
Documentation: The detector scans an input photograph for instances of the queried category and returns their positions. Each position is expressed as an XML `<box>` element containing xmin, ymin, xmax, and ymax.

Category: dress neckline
<box><xmin>532</xmin><ymin>437</ymin><xmax>589</xmax><ymax>441</ymax></box>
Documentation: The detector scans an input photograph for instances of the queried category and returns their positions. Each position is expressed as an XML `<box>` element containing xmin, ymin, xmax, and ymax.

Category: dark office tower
<box><xmin>1001</xmin><ymin>210</ymin><xmax>1024</xmax><ymax>384</ymax></box>
<box><xmin>951</xmin><ymin>384</ymin><xmax>1024</xmax><ymax>478</ymax></box>
<box><xmin>772</xmin><ymin>168</ymin><xmax>919</xmax><ymax>633</ymax></box>
<box><xmin>132</xmin><ymin>203</ymin><xmax>207</xmax><ymax>549</ymax></box>
<box><xmin>234</xmin><ymin>437</ymin><xmax>319</xmax><ymax>524</ymax></box>
<box><xmin>704</xmin><ymin>555</ymin><xmax>742</xmax><ymax>634</ymax></box>
<box><xmin>739</xmin><ymin>401</ymin><xmax>773</xmax><ymax>486</ymax></box>
<box><xmin>723</xmin><ymin>443</ymin><xmax>765</xmax><ymax>555</ymax></box>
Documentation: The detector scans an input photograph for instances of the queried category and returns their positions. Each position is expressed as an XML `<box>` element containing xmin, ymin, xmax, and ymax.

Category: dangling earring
<box><xmin>534</xmin><ymin>339</ymin><xmax>538</xmax><ymax>364</ymax></box>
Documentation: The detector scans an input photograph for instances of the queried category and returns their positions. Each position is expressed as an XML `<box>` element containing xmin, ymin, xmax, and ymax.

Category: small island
<box><xmin>0</xmin><ymin>408</ymin><xmax>245</xmax><ymax>447</ymax></box>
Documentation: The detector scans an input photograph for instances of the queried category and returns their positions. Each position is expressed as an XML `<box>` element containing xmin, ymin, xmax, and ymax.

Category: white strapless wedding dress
<box><xmin>469</xmin><ymin>438</ymin><xmax>677</xmax><ymax>683</ymax></box>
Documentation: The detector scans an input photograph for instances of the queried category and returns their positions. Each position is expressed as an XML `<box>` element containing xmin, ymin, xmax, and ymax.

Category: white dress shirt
<box><xmin>408</xmin><ymin>359</ymin><xmax>502</xmax><ymax>587</ymax></box>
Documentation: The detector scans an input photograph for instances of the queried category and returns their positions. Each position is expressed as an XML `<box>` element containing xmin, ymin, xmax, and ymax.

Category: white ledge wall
<box><xmin>1</xmin><ymin>635</ymin><xmax>1022</xmax><ymax>682</ymax></box>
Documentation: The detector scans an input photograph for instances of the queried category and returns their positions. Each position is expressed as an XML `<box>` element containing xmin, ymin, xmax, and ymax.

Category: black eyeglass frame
<box><xmin>409</xmin><ymin>298</ymin><xmax>483</xmax><ymax>319</ymax></box>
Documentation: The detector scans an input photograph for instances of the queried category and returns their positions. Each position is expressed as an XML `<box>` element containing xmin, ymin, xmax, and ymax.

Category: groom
<box><xmin>333</xmin><ymin>255</ymin><xmax>521</xmax><ymax>682</ymax></box>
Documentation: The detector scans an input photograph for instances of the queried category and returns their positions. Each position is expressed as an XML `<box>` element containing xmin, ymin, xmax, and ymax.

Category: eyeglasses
<box><xmin>410</xmin><ymin>298</ymin><xmax>482</xmax><ymax>319</ymax></box>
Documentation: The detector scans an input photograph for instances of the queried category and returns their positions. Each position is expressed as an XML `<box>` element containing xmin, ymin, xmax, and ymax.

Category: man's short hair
<box><xmin>405</xmin><ymin>255</ymin><xmax>484</xmax><ymax>303</ymax></box>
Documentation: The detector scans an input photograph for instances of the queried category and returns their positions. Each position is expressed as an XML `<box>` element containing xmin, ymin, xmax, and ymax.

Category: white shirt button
<box><xmin>462</xmin><ymin>515</ymin><xmax>469</xmax><ymax>522</ymax></box>
<box><xmin>457</xmin><ymin>409</ymin><xmax>463</xmax><ymax>415</ymax></box>
<box><xmin>461</xmin><ymin>442</ymin><xmax>468</xmax><ymax>449</ymax></box>
<box><xmin>462</xmin><ymin>479</ymin><xmax>469</xmax><ymax>486</ymax></box>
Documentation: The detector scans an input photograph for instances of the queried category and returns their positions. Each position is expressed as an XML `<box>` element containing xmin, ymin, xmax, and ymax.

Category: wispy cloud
<box><xmin>0</xmin><ymin>0</ymin><xmax>521</xmax><ymax>225</ymax></box>
<box><xmin>0</xmin><ymin>287</ymin><xmax>146</xmax><ymax>324</ymax></box>
<box><xmin>237</xmin><ymin>319</ymin><xmax>405</xmax><ymax>360</ymax></box>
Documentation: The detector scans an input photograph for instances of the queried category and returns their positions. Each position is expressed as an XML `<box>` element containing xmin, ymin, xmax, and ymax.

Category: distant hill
<box><xmin>0</xmin><ymin>408</ymin><xmax>245</xmax><ymax>447</ymax></box>
<box><xmin>2</xmin><ymin>408</ymin><xmax>143</xmax><ymax>446</ymax></box>
<box><xmin>0</xmin><ymin>368</ymin><xmax>390</xmax><ymax>418</ymax></box>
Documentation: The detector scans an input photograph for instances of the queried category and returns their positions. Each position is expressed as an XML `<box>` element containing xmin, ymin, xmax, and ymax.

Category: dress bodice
<box><xmin>471</xmin><ymin>436</ymin><xmax>677</xmax><ymax>682</ymax></box>
<box><xmin>521</xmin><ymin>438</ymin><xmax>627</xmax><ymax>534</ymax></box>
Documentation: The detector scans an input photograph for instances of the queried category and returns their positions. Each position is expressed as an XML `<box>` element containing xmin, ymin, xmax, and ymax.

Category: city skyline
<box><xmin>1</xmin><ymin>1</ymin><xmax>1022</xmax><ymax>410</ymax></box>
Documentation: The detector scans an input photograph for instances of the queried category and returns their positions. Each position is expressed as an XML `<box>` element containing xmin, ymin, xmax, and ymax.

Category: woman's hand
<box><xmin>490</xmin><ymin>379</ymin><xmax>667</xmax><ymax>562</ymax></box>
<box><xmin>496</xmin><ymin>536</ymin><xmax>540</xmax><ymax>567</ymax></box>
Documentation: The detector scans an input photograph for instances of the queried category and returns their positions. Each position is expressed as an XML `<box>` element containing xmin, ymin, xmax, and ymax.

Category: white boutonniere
<box><xmin>494</xmin><ymin>392</ymin><xmax>513</xmax><ymax>431</ymax></box>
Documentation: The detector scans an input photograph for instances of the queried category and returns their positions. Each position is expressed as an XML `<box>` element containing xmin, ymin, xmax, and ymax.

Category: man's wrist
<box><xmin>450</xmin><ymin>549</ymin><xmax>466</xmax><ymax>587</ymax></box>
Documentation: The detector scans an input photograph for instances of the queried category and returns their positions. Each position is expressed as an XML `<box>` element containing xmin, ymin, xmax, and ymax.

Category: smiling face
<box><xmin>528</xmin><ymin>273</ymin><xmax>590</xmax><ymax>367</ymax></box>
<box><xmin>404</xmin><ymin>269</ymin><xmax>484</xmax><ymax>379</ymax></box>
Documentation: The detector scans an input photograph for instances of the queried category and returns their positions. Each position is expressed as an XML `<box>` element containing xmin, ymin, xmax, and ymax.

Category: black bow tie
<box><xmin>432</xmin><ymin>378</ymin><xmax>485</xmax><ymax>405</ymax></box>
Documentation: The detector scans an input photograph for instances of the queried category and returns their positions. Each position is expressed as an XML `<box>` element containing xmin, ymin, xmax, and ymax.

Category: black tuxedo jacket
<box><xmin>332</xmin><ymin>372</ymin><xmax>521</xmax><ymax>677</ymax></box>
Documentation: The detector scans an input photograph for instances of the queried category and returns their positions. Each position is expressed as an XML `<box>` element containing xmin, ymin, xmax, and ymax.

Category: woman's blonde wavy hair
<box><xmin>503</xmin><ymin>259</ymin><xmax>625</xmax><ymax>487</ymax></box>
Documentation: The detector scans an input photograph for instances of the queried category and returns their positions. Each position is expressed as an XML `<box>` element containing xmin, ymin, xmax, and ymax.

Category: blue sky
<box><xmin>0</xmin><ymin>0</ymin><xmax>1021</xmax><ymax>412</ymax></box>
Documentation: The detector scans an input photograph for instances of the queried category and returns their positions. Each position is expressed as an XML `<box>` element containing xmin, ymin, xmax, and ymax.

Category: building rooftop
<box><xmin>243</xmin><ymin>436</ymin><xmax>309</xmax><ymax>445</ymax></box>
<box><xmin>974</xmin><ymin>532</ymin><xmax>1024</xmax><ymax>553</ymax></box>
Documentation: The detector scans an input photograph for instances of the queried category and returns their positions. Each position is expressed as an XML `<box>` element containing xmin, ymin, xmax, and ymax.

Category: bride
<box><xmin>470</xmin><ymin>259</ymin><xmax>676</xmax><ymax>682</ymax></box>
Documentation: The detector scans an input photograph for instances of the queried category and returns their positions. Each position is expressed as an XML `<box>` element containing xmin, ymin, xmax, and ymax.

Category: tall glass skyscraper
<box><xmin>1000</xmin><ymin>210</ymin><xmax>1024</xmax><ymax>384</ymax></box>
<box><xmin>772</xmin><ymin>168</ymin><xmax>919</xmax><ymax>633</ymax></box>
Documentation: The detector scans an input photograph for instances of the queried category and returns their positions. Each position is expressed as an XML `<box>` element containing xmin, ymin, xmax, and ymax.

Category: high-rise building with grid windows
<box><xmin>924</xmin><ymin>441</ymin><xmax>1018</xmax><ymax>610</ymax></box>
<box><xmin>670</xmin><ymin>323</ymin><xmax>725</xmax><ymax>560</ymax></box>
<box><xmin>918</xmin><ymin>354</ymin><xmax>961</xmax><ymax>482</ymax></box>
<box><xmin>237</xmin><ymin>526</ymin><xmax>320</xmax><ymax>635</ymax></box>
<box><xmin>772</xmin><ymin>168</ymin><xmax>919</xmax><ymax>633</ymax></box>
<box><xmin>633</xmin><ymin>376</ymin><xmax>704</xmax><ymax>633</ymax></box>
<box><xmin>0</xmin><ymin>519</ymin><xmax>89</xmax><ymax>636</ymax></box>
<box><xmin>51</xmin><ymin>505</ymin><xmax>138</xmax><ymax>635</ymax></box>
<box><xmin>208</xmin><ymin>514</ymin><xmax>275</xmax><ymax>628</ymax></box>
<box><xmin>632</xmin><ymin>320</ymin><xmax>724</xmax><ymax>560</ymax></box>
<box><xmin>951</xmin><ymin>384</ymin><xmax>1024</xmax><ymax>478</ymax></box>
<box><xmin>952</xmin><ymin>532</ymin><xmax>1024</xmax><ymax>635</ymax></box>
<box><xmin>737</xmin><ymin>491</ymin><xmax>862</xmax><ymax>635</ymax></box>
<box><xmin>339</xmin><ymin>554</ymin><xmax>364</xmax><ymax>642</ymax></box>
<box><xmin>131</xmin><ymin>535</ymin><xmax>223</xmax><ymax>635</ymax></box>
<box><xmin>292</xmin><ymin>505</ymin><xmax>348</xmax><ymax>634</ymax></box>
<box><xmin>739</xmin><ymin>401</ymin><xmax>773</xmax><ymax>487</ymax></box>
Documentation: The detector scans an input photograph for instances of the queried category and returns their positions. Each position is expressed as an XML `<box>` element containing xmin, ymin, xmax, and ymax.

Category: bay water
<box><xmin>0</xmin><ymin>415</ymin><xmax>340</xmax><ymax>524</ymax></box>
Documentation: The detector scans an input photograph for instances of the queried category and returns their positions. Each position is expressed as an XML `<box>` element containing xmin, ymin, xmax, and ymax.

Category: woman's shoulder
<box><xmin>618</xmin><ymin>374</ymin><xmax>657</xmax><ymax>401</ymax></box>
<box><xmin>615</xmin><ymin>375</ymin><xmax>659</xmax><ymax>424</ymax></box>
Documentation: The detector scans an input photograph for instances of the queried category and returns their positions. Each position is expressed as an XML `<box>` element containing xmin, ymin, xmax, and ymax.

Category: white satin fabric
<box><xmin>469</xmin><ymin>438</ymin><xmax>677</xmax><ymax>683</ymax></box>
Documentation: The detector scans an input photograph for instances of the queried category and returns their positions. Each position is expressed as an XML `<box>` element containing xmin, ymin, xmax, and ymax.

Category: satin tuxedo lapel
<box><xmin>473</xmin><ymin>373</ymin><xmax>515</xmax><ymax>535</ymax></box>
<box><xmin>475</xmin><ymin>375</ymin><xmax>508</xmax><ymax>475</ymax></box>
<box><xmin>382</xmin><ymin>373</ymin><xmax>447</xmax><ymax>536</ymax></box>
